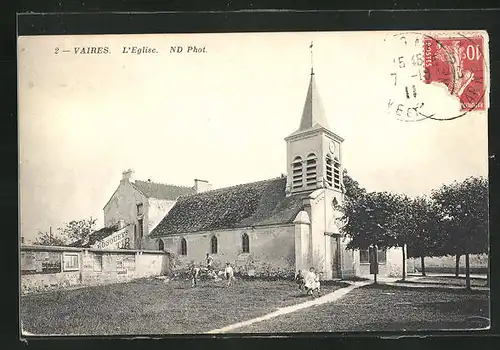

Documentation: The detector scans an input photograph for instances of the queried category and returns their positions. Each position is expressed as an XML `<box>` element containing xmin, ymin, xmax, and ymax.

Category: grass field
<box><xmin>21</xmin><ymin>275</ymin><xmax>489</xmax><ymax>335</ymax></box>
<box><xmin>20</xmin><ymin>277</ymin><xmax>348</xmax><ymax>335</ymax></box>
<box><xmin>235</xmin><ymin>283</ymin><xmax>490</xmax><ymax>333</ymax></box>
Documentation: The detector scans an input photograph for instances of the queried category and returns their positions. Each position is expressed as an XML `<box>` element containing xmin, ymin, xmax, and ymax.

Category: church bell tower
<box><xmin>284</xmin><ymin>45</ymin><xmax>344</xmax><ymax>196</ymax></box>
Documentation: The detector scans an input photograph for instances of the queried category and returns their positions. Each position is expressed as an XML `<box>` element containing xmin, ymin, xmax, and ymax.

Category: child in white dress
<box><xmin>304</xmin><ymin>267</ymin><xmax>321</xmax><ymax>297</ymax></box>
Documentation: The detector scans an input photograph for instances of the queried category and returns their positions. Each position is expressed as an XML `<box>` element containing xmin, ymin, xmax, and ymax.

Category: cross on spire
<box><xmin>310</xmin><ymin>41</ymin><xmax>314</xmax><ymax>75</ymax></box>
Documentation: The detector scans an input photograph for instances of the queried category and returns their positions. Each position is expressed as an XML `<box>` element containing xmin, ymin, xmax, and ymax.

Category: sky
<box><xmin>18</xmin><ymin>31</ymin><xmax>489</xmax><ymax>243</ymax></box>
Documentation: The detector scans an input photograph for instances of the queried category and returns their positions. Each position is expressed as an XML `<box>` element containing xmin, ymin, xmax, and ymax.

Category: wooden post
<box><xmin>421</xmin><ymin>256</ymin><xmax>426</xmax><ymax>276</ymax></box>
<box><xmin>465</xmin><ymin>253</ymin><xmax>471</xmax><ymax>290</ymax></box>
<box><xmin>487</xmin><ymin>248</ymin><xmax>490</xmax><ymax>287</ymax></box>
<box><xmin>455</xmin><ymin>254</ymin><xmax>460</xmax><ymax>277</ymax></box>
<box><xmin>402</xmin><ymin>244</ymin><xmax>406</xmax><ymax>281</ymax></box>
<box><xmin>370</xmin><ymin>245</ymin><xmax>379</xmax><ymax>284</ymax></box>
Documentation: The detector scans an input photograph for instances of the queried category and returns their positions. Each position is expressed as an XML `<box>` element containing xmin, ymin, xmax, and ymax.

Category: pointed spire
<box><xmin>298</xmin><ymin>68</ymin><xmax>329</xmax><ymax>131</ymax></box>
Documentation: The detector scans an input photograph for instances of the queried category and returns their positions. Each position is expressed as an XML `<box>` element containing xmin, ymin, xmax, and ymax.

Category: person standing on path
<box><xmin>224</xmin><ymin>262</ymin><xmax>235</xmax><ymax>287</ymax></box>
<box><xmin>190</xmin><ymin>262</ymin><xmax>200</xmax><ymax>287</ymax></box>
<box><xmin>206</xmin><ymin>253</ymin><xmax>214</xmax><ymax>270</ymax></box>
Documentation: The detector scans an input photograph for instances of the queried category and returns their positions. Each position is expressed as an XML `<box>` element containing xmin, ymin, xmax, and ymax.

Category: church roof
<box><xmin>150</xmin><ymin>176</ymin><xmax>306</xmax><ymax>237</ymax></box>
<box><xmin>131</xmin><ymin>180</ymin><xmax>196</xmax><ymax>200</ymax></box>
<box><xmin>298</xmin><ymin>73</ymin><xmax>329</xmax><ymax>132</ymax></box>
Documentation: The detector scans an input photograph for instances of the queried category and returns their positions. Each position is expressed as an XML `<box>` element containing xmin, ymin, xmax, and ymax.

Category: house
<box><xmin>102</xmin><ymin>171</ymin><xmax>211</xmax><ymax>250</ymax></box>
<box><xmin>149</xmin><ymin>70</ymin><xmax>406</xmax><ymax>280</ymax></box>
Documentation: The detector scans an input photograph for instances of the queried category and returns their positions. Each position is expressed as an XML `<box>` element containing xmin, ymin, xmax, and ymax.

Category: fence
<box><xmin>20</xmin><ymin>245</ymin><xmax>170</xmax><ymax>294</ymax></box>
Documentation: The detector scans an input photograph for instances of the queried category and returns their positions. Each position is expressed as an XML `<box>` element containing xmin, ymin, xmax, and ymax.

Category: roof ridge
<box><xmin>134</xmin><ymin>179</ymin><xmax>194</xmax><ymax>189</ymax></box>
<box><xmin>150</xmin><ymin>174</ymin><xmax>303</xmax><ymax>237</ymax></box>
<box><xmin>179</xmin><ymin>176</ymin><xmax>285</xmax><ymax>199</ymax></box>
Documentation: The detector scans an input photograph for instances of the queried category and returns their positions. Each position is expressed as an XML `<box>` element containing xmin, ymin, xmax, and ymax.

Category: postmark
<box><xmin>385</xmin><ymin>31</ymin><xmax>488</xmax><ymax>122</ymax></box>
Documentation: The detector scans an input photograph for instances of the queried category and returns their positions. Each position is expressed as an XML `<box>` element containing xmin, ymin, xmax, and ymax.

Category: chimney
<box><xmin>121</xmin><ymin>169</ymin><xmax>134</xmax><ymax>183</ymax></box>
<box><xmin>117</xmin><ymin>220</ymin><xmax>125</xmax><ymax>230</ymax></box>
<box><xmin>194</xmin><ymin>179</ymin><xmax>212</xmax><ymax>193</ymax></box>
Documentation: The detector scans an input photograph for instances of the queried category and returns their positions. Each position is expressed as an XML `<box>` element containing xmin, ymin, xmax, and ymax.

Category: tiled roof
<box><xmin>150</xmin><ymin>176</ymin><xmax>306</xmax><ymax>237</ymax></box>
<box><xmin>132</xmin><ymin>180</ymin><xmax>196</xmax><ymax>200</ymax></box>
<box><xmin>68</xmin><ymin>225</ymin><xmax>120</xmax><ymax>248</ymax></box>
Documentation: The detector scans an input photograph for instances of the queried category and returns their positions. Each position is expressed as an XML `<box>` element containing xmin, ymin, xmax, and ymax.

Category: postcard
<box><xmin>18</xmin><ymin>30</ymin><xmax>490</xmax><ymax>335</ymax></box>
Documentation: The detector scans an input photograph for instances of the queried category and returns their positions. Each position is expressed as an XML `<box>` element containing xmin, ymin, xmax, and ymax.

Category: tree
<box><xmin>342</xmin><ymin>170</ymin><xmax>367</xmax><ymax>200</ymax></box>
<box><xmin>33</xmin><ymin>229</ymin><xmax>67</xmax><ymax>246</ymax></box>
<box><xmin>399</xmin><ymin>196</ymin><xmax>443</xmax><ymax>278</ymax></box>
<box><xmin>431</xmin><ymin>176</ymin><xmax>488</xmax><ymax>289</ymax></box>
<box><xmin>388</xmin><ymin>194</ymin><xmax>412</xmax><ymax>281</ymax></box>
<box><xmin>57</xmin><ymin>217</ymin><xmax>98</xmax><ymax>245</ymax></box>
<box><xmin>340</xmin><ymin>179</ymin><xmax>401</xmax><ymax>282</ymax></box>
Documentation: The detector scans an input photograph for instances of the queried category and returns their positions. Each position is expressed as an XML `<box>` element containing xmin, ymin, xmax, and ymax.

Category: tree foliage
<box><xmin>405</xmin><ymin>196</ymin><xmax>444</xmax><ymax>258</ymax></box>
<box><xmin>340</xmin><ymin>171</ymin><xmax>488</xmax><ymax>262</ymax></box>
<box><xmin>33</xmin><ymin>230</ymin><xmax>67</xmax><ymax>246</ymax></box>
<box><xmin>431</xmin><ymin>176</ymin><xmax>488</xmax><ymax>256</ymax></box>
<box><xmin>341</xmin><ymin>171</ymin><xmax>400</xmax><ymax>250</ymax></box>
<box><xmin>57</xmin><ymin>217</ymin><xmax>98</xmax><ymax>244</ymax></box>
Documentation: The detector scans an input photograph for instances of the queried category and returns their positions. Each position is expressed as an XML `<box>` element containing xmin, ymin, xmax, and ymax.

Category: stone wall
<box><xmin>161</xmin><ymin>224</ymin><xmax>296</xmax><ymax>278</ymax></box>
<box><xmin>409</xmin><ymin>254</ymin><xmax>488</xmax><ymax>274</ymax></box>
<box><xmin>21</xmin><ymin>245</ymin><xmax>169</xmax><ymax>294</ymax></box>
<box><xmin>104</xmin><ymin>180</ymin><xmax>147</xmax><ymax>234</ymax></box>
<box><xmin>141</xmin><ymin>198</ymin><xmax>177</xmax><ymax>250</ymax></box>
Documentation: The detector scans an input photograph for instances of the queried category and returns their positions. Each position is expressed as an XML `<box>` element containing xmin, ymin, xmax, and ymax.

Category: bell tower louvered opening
<box><xmin>292</xmin><ymin>156</ymin><xmax>303</xmax><ymax>190</ymax></box>
<box><xmin>305</xmin><ymin>153</ymin><xmax>317</xmax><ymax>187</ymax></box>
<box><xmin>333</xmin><ymin>157</ymin><xmax>341</xmax><ymax>190</ymax></box>
<box><xmin>326</xmin><ymin>154</ymin><xmax>333</xmax><ymax>187</ymax></box>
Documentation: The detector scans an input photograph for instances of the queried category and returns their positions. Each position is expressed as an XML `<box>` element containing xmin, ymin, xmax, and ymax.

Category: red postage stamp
<box><xmin>424</xmin><ymin>35</ymin><xmax>486</xmax><ymax>111</ymax></box>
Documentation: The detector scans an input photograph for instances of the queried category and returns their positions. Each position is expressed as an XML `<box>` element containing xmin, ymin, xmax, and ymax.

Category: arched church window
<box><xmin>158</xmin><ymin>239</ymin><xmax>164</xmax><ymax>251</ymax></box>
<box><xmin>333</xmin><ymin>157</ymin><xmax>341</xmax><ymax>190</ymax></box>
<box><xmin>242</xmin><ymin>233</ymin><xmax>250</xmax><ymax>253</ymax></box>
<box><xmin>292</xmin><ymin>156</ymin><xmax>303</xmax><ymax>189</ymax></box>
<box><xmin>211</xmin><ymin>235</ymin><xmax>218</xmax><ymax>254</ymax></box>
<box><xmin>306</xmin><ymin>153</ymin><xmax>317</xmax><ymax>187</ymax></box>
<box><xmin>325</xmin><ymin>154</ymin><xmax>333</xmax><ymax>187</ymax></box>
<box><xmin>180</xmin><ymin>238</ymin><xmax>187</xmax><ymax>255</ymax></box>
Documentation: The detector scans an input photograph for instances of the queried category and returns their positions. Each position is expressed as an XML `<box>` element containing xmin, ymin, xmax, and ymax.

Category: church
<box><xmin>100</xmin><ymin>68</ymin><xmax>406</xmax><ymax>280</ymax></box>
<box><xmin>147</xmin><ymin>68</ymin><xmax>405</xmax><ymax>280</ymax></box>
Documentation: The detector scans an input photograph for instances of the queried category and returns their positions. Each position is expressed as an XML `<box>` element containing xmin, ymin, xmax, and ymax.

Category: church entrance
<box><xmin>331</xmin><ymin>236</ymin><xmax>341</xmax><ymax>278</ymax></box>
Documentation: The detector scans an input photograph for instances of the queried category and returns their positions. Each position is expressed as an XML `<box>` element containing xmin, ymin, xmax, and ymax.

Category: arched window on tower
<box><xmin>306</xmin><ymin>153</ymin><xmax>317</xmax><ymax>187</ymax></box>
<box><xmin>242</xmin><ymin>233</ymin><xmax>250</xmax><ymax>253</ymax></box>
<box><xmin>325</xmin><ymin>154</ymin><xmax>333</xmax><ymax>187</ymax></box>
<box><xmin>180</xmin><ymin>238</ymin><xmax>187</xmax><ymax>255</ymax></box>
<box><xmin>158</xmin><ymin>239</ymin><xmax>164</xmax><ymax>251</ymax></box>
<box><xmin>333</xmin><ymin>157</ymin><xmax>341</xmax><ymax>190</ymax></box>
<box><xmin>292</xmin><ymin>156</ymin><xmax>303</xmax><ymax>190</ymax></box>
<box><xmin>211</xmin><ymin>235</ymin><xmax>218</xmax><ymax>254</ymax></box>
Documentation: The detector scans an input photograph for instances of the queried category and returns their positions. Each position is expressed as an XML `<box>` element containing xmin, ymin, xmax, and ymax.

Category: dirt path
<box><xmin>205</xmin><ymin>281</ymin><xmax>370</xmax><ymax>334</ymax></box>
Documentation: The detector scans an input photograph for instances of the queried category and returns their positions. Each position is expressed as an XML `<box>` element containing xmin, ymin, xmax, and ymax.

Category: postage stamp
<box><xmin>384</xmin><ymin>31</ymin><xmax>489</xmax><ymax>122</ymax></box>
<box><xmin>423</xmin><ymin>35</ymin><xmax>486</xmax><ymax>111</ymax></box>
